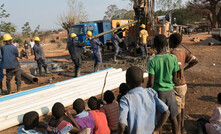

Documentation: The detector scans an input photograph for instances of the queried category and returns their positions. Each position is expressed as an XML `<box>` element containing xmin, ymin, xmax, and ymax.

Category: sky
<box><xmin>1</xmin><ymin>0</ymin><xmax>132</xmax><ymax>32</ymax></box>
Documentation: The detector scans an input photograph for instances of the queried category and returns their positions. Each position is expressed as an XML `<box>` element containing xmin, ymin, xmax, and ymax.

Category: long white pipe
<box><xmin>0</xmin><ymin>76</ymin><xmax>127</xmax><ymax>131</ymax></box>
<box><xmin>0</xmin><ymin>72</ymin><xmax>126</xmax><ymax>120</ymax></box>
<box><xmin>0</xmin><ymin>68</ymin><xmax>118</xmax><ymax>106</ymax></box>
<box><xmin>0</xmin><ymin>69</ymin><xmax>121</xmax><ymax>110</ymax></box>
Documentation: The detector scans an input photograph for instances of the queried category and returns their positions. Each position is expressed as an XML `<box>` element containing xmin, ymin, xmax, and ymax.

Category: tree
<box><xmin>188</xmin><ymin>0</ymin><xmax>221</xmax><ymax>28</ymax></box>
<box><xmin>22</xmin><ymin>22</ymin><xmax>31</xmax><ymax>38</ymax></box>
<box><xmin>32</xmin><ymin>25</ymin><xmax>40</xmax><ymax>37</ymax></box>
<box><xmin>58</xmin><ymin>0</ymin><xmax>88</xmax><ymax>34</ymax></box>
<box><xmin>157</xmin><ymin>0</ymin><xmax>182</xmax><ymax>11</ymax></box>
<box><xmin>0</xmin><ymin>4</ymin><xmax>16</xmax><ymax>35</ymax></box>
<box><xmin>103</xmin><ymin>5</ymin><xmax>135</xmax><ymax>20</ymax></box>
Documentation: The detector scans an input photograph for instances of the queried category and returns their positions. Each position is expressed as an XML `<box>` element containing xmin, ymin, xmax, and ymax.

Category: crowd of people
<box><xmin>0</xmin><ymin>34</ymin><xmax>48</xmax><ymax>94</ymax></box>
<box><xmin>1</xmin><ymin>25</ymin><xmax>219</xmax><ymax>134</ymax></box>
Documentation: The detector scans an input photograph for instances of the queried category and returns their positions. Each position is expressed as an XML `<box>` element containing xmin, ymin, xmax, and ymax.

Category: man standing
<box><xmin>87</xmin><ymin>31</ymin><xmax>103</xmax><ymax>72</ymax></box>
<box><xmin>111</xmin><ymin>30</ymin><xmax>122</xmax><ymax>62</ymax></box>
<box><xmin>139</xmin><ymin>24</ymin><xmax>148</xmax><ymax>58</ymax></box>
<box><xmin>24</xmin><ymin>40</ymin><xmax>29</xmax><ymax>59</ymax></box>
<box><xmin>68</xmin><ymin>33</ymin><xmax>87</xmax><ymax>77</ymax></box>
<box><xmin>1</xmin><ymin>34</ymin><xmax>21</xmax><ymax>94</ymax></box>
<box><xmin>30</xmin><ymin>39</ymin><xmax>35</xmax><ymax>55</ymax></box>
<box><xmin>33</xmin><ymin>37</ymin><xmax>49</xmax><ymax>76</ymax></box>
<box><xmin>169</xmin><ymin>33</ymin><xmax>198</xmax><ymax>134</ymax></box>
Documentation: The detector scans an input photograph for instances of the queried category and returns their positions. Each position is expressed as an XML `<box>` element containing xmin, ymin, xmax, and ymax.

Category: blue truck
<box><xmin>69</xmin><ymin>20</ymin><xmax>112</xmax><ymax>47</ymax></box>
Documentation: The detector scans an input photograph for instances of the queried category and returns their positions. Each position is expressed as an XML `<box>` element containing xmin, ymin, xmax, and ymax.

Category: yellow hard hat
<box><xmin>70</xmin><ymin>33</ymin><xmax>77</xmax><ymax>38</ymax></box>
<box><xmin>116</xmin><ymin>22</ymin><xmax>120</xmax><ymax>26</ymax></box>
<box><xmin>3</xmin><ymin>34</ymin><xmax>12</xmax><ymax>41</ymax></box>
<box><xmin>140</xmin><ymin>24</ymin><xmax>146</xmax><ymax>29</ymax></box>
<box><xmin>87</xmin><ymin>31</ymin><xmax>92</xmax><ymax>37</ymax></box>
<box><xmin>34</xmin><ymin>37</ymin><xmax>40</xmax><ymax>41</ymax></box>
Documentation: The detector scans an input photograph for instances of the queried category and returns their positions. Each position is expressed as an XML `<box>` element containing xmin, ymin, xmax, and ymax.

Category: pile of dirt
<box><xmin>195</xmin><ymin>37</ymin><xmax>221</xmax><ymax>45</ymax></box>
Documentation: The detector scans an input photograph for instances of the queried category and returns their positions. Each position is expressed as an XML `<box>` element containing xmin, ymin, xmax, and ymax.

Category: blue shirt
<box><xmin>119</xmin><ymin>87</ymin><xmax>168</xmax><ymax>134</ymax></box>
<box><xmin>1</xmin><ymin>44</ymin><xmax>20</xmax><ymax>69</ymax></box>
<box><xmin>89</xmin><ymin>38</ymin><xmax>102</xmax><ymax>53</ymax></box>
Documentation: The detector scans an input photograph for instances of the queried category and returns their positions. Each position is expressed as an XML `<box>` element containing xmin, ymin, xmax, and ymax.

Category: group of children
<box><xmin>17</xmin><ymin>88</ymin><xmax>125</xmax><ymax>134</ymax></box>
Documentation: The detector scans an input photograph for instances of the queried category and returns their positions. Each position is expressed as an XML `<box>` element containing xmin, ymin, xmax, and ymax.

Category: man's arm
<box><xmin>146</xmin><ymin>74</ymin><xmax>155</xmax><ymax>88</ymax></box>
<box><xmin>172</xmin><ymin>71</ymin><xmax>179</xmax><ymax>84</ymax></box>
<box><xmin>118</xmin><ymin>123</ymin><xmax>126</xmax><ymax>134</ymax></box>
<box><xmin>65</xmin><ymin>109</ymin><xmax>81</xmax><ymax>133</ymax></box>
<box><xmin>184</xmin><ymin>57</ymin><xmax>198</xmax><ymax>71</ymax></box>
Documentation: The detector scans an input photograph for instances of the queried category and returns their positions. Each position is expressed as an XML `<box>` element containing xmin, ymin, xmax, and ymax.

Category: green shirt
<box><xmin>147</xmin><ymin>53</ymin><xmax>180</xmax><ymax>91</ymax></box>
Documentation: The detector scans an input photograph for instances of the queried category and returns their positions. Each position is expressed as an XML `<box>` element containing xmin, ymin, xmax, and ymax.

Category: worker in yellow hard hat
<box><xmin>139</xmin><ymin>24</ymin><xmax>149</xmax><ymax>58</ymax></box>
<box><xmin>111</xmin><ymin>29</ymin><xmax>123</xmax><ymax>62</ymax></box>
<box><xmin>1</xmin><ymin>34</ymin><xmax>21</xmax><ymax>94</ymax></box>
<box><xmin>68</xmin><ymin>33</ymin><xmax>87</xmax><ymax>77</ymax></box>
<box><xmin>33</xmin><ymin>37</ymin><xmax>49</xmax><ymax>76</ymax></box>
<box><xmin>86</xmin><ymin>31</ymin><xmax>103</xmax><ymax>72</ymax></box>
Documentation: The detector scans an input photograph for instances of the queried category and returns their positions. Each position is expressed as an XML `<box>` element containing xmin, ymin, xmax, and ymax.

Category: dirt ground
<box><xmin>0</xmin><ymin>32</ymin><xmax>221</xmax><ymax>134</ymax></box>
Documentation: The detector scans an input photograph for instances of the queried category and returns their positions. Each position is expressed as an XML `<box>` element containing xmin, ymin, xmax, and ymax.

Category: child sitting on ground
<box><xmin>48</xmin><ymin>102</ymin><xmax>81</xmax><ymax>134</ymax></box>
<box><xmin>197</xmin><ymin>93</ymin><xmax>221</xmax><ymax>134</ymax></box>
<box><xmin>73</xmin><ymin>98</ymin><xmax>95</xmax><ymax>134</ymax></box>
<box><xmin>88</xmin><ymin>96</ymin><xmax>110</xmax><ymax>134</ymax></box>
<box><xmin>117</xmin><ymin>83</ymin><xmax>129</xmax><ymax>103</ymax></box>
<box><xmin>17</xmin><ymin>111</ymin><xmax>51</xmax><ymax>134</ymax></box>
<box><xmin>102</xmin><ymin>90</ymin><xmax>120</xmax><ymax>134</ymax></box>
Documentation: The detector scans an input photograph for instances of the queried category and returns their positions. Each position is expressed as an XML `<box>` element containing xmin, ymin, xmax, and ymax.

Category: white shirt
<box><xmin>30</xmin><ymin>41</ymin><xmax>35</xmax><ymax>48</ymax></box>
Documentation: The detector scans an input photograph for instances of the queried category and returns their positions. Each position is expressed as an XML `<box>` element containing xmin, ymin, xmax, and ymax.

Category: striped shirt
<box><xmin>102</xmin><ymin>102</ymin><xmax>120</xmax><ymax>131</ymax></box>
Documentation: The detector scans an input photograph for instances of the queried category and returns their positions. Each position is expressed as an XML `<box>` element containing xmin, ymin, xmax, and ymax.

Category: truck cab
<box><xmin>69</xmin><ymin>21</ymin><xmax>112</xmax><ymax>47</ymax></box>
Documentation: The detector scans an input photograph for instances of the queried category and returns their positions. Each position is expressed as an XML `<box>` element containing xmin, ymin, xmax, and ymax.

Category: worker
<box><xmin>33</xmin><ymin>37</ymin><xmax>49</xmax><ymax>76</ymax></box>
<box><xmin>111</xmin><ymin>30</ymin><xmax>122</xmax><ymax>62</ymax></box>
<box><xmin>1</xmin><ymin>34</ymin><xmax>21</xmax><ymax>94</ymax></box>
<box><xmin>139</xmin><ymin>24</ymin><xmax>149</xmax><ymax>58</ymax></box>
<box><xmin>116</xmin><ymin>22</ymin><xmax>126</xmax><ymax>49</ymax></box>
<box><xmin>87</xmin><ymin>31</ymin><xmax>103</xmax><ymax>72</ymax></box>
<box><xmin>68</xmin><ymin>33</ymin><xmax>87</xmax><ymax>77</ymax></box>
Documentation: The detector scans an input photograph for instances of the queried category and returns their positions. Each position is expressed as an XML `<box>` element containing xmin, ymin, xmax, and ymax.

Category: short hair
<box><xmin>218</xmin><ymin>93</ymin><xmax>221</xmax><ymax>104</ymax></box>
<box><xmin>154</xmin><ymin>34</ymin><xmax>168</xmax><ymax>49</ymax></box>
<box><xmin>73</xmin><ymin>98</ymin><xmax>85</xmax><ymax>113</ymax></box>
<box><xmin>23</xmin><ymin>111</ymin><xmax>39</xmax><ymax>130</ymax></box>
<box><xmin>126</xmin><ymin>66</ymin><xmax>143</xmax><ymax>88</ymax></box>
<box><xmin>169</xmin><ymin>33</ymin><xmax>182</xmax><ymax>48</ymax></box>
<box><xmin>119</xmin><ymin>83</ymin><xmax>129</xmax><ymax>95</ymax></box>
<box><xmin>52</xmin><ymin>102</ymin><xmax>65</xmax><ymax>119</ymax></box>
<box><xmin>88</xmin><ymin>96</ymin><xmax>99</xmax><ymax>110</ymax></box>
<box><xmin>104</xmin><ymin>90</ymin><xmax>115</xmax><ymax>104</ymax></box>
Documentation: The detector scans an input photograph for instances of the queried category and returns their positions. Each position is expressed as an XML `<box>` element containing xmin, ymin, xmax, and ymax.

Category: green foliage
<box><xmin>0</xmin><ymin>4</ymin><xmax>16</xmax><ymax>35</ymax></box>
<box><xmin>157</xmin><ymin>0</ymin><xmax>182</xmax><ymax>11</ymax></box>
<box><xmin>32</xmin><ymin>25</ymin><xmax>40</xmax><ymax>37</ymax></box>
<box><xmin>22</xmin><ymin>22</ymin><xmax>32</xmax><ymax>38</ymax></box>
<box><xmin>104</xmin><ymin>5</ymin><xmax>135</xmax><ymax>20</ymax></box>
<box><xmin>14</xmin><ymin>37</ymin><xmax>23</xmax><ymax>44</ymax></box>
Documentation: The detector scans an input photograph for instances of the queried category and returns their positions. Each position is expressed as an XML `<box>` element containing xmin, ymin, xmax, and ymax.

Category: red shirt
<box><xmin>89</xmin><ymin>108</ymin><xmax>110</xmax><ymax>134</ymax></box>
<box><xmin>102</xmin><ymin>102</ymin><xmax>120</xmax><ymax>131</ymax></box>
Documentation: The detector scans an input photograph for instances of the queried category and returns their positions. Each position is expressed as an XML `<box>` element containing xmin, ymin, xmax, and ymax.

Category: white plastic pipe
<box><xmin>0</xmin><ymin>72</ymin><xmax>126</xmax><ymax>120</ymax></box>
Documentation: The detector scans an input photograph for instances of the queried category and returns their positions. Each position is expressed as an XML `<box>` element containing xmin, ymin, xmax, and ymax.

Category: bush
<box><xmin>14</xmin><ymin>37</ymin><xmax>23</xmax><ymax>44</ymax></box>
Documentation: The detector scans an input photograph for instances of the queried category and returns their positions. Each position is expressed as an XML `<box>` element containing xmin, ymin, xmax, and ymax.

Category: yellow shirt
<box><xmin>139</xmin><ymin>29</ymin><xmax>148</xmax><ymax>44</ymax></box>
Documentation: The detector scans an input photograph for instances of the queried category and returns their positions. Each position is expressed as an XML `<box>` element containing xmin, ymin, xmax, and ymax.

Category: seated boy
<box><xmin>102</xmin><ymin>90</ymin><xmax>120</xmax><ymax>133</ymax></box>
<box><xmin>119</xmin><ymin>66</ymin><xmax>170</xmax><ymax>134</ymax></box>
<box><xmin>17</xmin><ymin>111</ymin><xmax>50</xmax><ymax>134</ymax></box>
<box><xmin>117</xmin><ymin>83</ymin><xmax>129</xmax><ymax>103</ymax></box>
<box><xmin>205</xmin><ymin>93</ymin><xmax>221</xmax><ymax>134</ymax></box>
<box><xmin>73</xmin><ymin>98</ymin><xmax>95</xmax><ymax>134</ymax></box>
<box><xmin>146</xmin><ymin>34</ymin><xmax>180</xmax><ymax>134</ymax></box>
<box><xmin>88</xmin><ymin>96</ymin><xmax>110</xmax><ymax>134</ymax></box>
<box><xmin>49</xmin><ymin>102</ymin><xmax>81</xmax><ymax>134</ymax></box>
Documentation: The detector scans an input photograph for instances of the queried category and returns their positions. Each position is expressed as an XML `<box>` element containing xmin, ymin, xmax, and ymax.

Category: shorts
<box><xmin>174</xmin><ymin>84</ymin><xmax>187</xmax><ymax>113</ymax></box>
<box><xmin>157</xmin><ymin>90</ymin><xmax>178</xmax><ymax>118</ymax></box>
